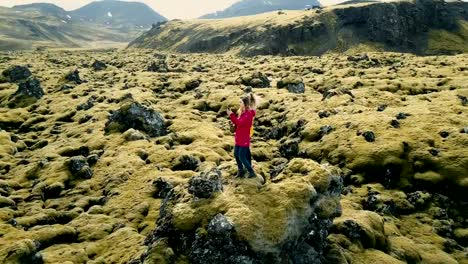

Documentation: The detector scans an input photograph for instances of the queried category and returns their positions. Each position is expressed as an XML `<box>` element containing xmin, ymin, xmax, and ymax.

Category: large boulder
<box><xmin>8</xmin><ymin>77</ymin><xmax>44</xmax><ymax>108</ymax></box>
<box><xmin>236</xmin><ymin>72</ymin><xmax>270</xmax><ymax>88</ymax></box>
<box><xmin>1</xmin><ymin>65</ymin><xmax>32</xmax><ymax>83</ymax></box>
<box><xmin>277</xmin><ymin>75</ymin><xmax>305</xmax><ymax>93</ymax></box>
<box><xmin>105</xmin><ymin>102</ymin><xmax>167</xmax><ymax>137</ymax></box>
<box><xmin>188</xmin><ymin>168</ymin><xmax>223</xmax><ymax>199</ymax></box>
<box><xmin>13</xmin><ymin>77</ymin><xmax>44</xmax><ymax>99</ymax></box>
<box><xmin>137</xmin><ymin>159</ymin><xmax>343</xmax><ymax>264</ymax></box>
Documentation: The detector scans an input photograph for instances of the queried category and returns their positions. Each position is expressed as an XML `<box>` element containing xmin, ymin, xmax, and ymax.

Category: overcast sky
<box><xmin>0</xmin><ymin>0</ymin><xmax>347</xmax><ymax>19</ymax></box>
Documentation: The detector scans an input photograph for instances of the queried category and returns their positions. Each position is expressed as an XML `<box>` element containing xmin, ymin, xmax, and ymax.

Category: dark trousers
<box><xmin>234</xmin><ymin>145</ymin><xmax>253</xmax><ymax>174</ymax></box>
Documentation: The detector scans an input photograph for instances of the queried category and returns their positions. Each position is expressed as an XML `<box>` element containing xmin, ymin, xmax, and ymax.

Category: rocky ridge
<box><xmin>129</xmin><ymin>0</ymin><xmax>468</xmax><ymax>56</ymax></box>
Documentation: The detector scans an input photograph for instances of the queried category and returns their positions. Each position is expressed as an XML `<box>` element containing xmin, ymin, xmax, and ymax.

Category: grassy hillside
<box><xmin>130</xmin><ymin>0</ymin><xmax>468</xmax><ymax>56</ymax></box>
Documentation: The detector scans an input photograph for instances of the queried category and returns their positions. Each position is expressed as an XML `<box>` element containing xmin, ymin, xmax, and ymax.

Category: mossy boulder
<box><xmin>30</xmin><ymin>224</ymin><xmax>77</xmax><ymax>249</ymax></box>
<box><xmin>188</xmin><ymin>168</ymin><xmax>223</xmax><ymax>199</ymax></box>
<box><xmin>0</xmin><ymin>239</ymin><xmax>42</xmax><ymax>264</ymax></box>
<box><xmin>66</xmin><ymin>156</ymin><xmax>93</xmax><ymax>179</ymax></box>
<box><xmin>8</xmin><ymin>77</ymin><xmax>44</xmax><ymax>108</ymax></box>
<box><xmin>453</xmin><ymin>228</ymin><xmax>468</xmax><ymax>246</ymax></box>
<box><xmin>332</xmin><ymin>210</ymin><xmax>387</xmax><ymax>249</ymax></box>
<box><xmin>277</xmin><ymin>75</ymin><xmax>305</xmax><ymax>93</ymax></box>
<box><xmin>0</xmin><ymin>195</ymin><xmax>15</xmax><ymax>208</ymax></box>
<box><xmin>141</xmin><ymin>159</ymin><xmax>343</xmax><ymax>263</ymax></box>
<box><xmin>236</xmin><ymin>72</ymin><xmax>270</xmax><ymax>88</ymax></box>
<box><xmin>105</xmin><ymin>102</ymin><xmax>167</xmax><ymax>137</ymax></box>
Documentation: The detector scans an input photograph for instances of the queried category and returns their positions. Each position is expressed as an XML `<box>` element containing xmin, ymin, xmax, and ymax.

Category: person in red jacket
<box><xmin>227</xmin><ymin>93</ymin><xmax>257</xmax><ymax>178</ymax></box>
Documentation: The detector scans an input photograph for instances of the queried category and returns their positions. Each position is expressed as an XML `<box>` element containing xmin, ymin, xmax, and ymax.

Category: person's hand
<box><xmin>227</xmin><ymin>108</ymin><xmax>233</xmax><ymax>116</ymax></box>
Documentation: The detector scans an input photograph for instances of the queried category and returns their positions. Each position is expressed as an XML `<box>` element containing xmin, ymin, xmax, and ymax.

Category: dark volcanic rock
<box><xmin>318</xmin><ymin>110</ymin><xmax>330</xmax><ymax>119</ymax></box>
<box><xmin>396</xmin><ymin>112</ymin><xmax>409</xmax><ymax>120</ymax></box>
<box><xmin>362</xmin><ymin>131</ymin><xmax>375</xmax><ymax>142</ymax></box>
<box><xmin>265</xmin><ymin>126</ymin><xmax>288</xmax><ymax>140</ymax></box>
<box><xmin>188</xmin><ymin>169</ymin><xmax>223</xmax><ymax>199</ymax></box>
<box><xmin>439</xmin><ymin>131</ymin><xmax>449</xmax><ymax>138</ymax></box>
<box><xmin>429</xmin><ymin>148</ymin><xmax>440</xmax><ymax>156</ymax></box>
<box><xmin>457</xmin><ymin>95</ymin><xmax>467</xmax><ymax>106</ymax></box>
<box><xmin>185</xmin><ymin>78</ymin><xmax>202</xmax><ymax>90</ymax></box>
<box><xmin>13</xmin><ymin>77</ymin><xmax>44</xmax><ymax>99</ymax></box>
<box><xmin>270</xmin><ymin>158</ymin><xmax>288</xmax><ymax>179</ymax></box>
<box><xmin>236</xmin><ymin>72</ymin><xmax>270</xmax><ymax>88</ymax></box>
<box><xmin>152</xmin><ymin>178</ymin><xmax>174</xmax><ymax>199</ymax></box>
<box><xmin>147</xmin><ymin>60</ymin><xmax>168</xmax><ymax>72</ymax></box>
<box><xmin>172</xmin><ymin>155</ymin><xmax>200</xmax><ymax>171</ymax></box>
<box><xmin>279</xmin><ymin>138</ymin><xmax>300</xmax><ymax>159</ymax></box>
<box><xmin>1</xmin><ymin>65</ymin><xmax>32</xmax><ymax>83</ymax></box>
<box><xmin>67</xmin><ymin>156</ymin><xmax>93</xmax><ymax>179</ymax></box>
<box><xmin>319</xmin><ymin>125</ymin><xmax>334</xmax><ymax>137</ymax></box>
<box><xmin>76</xmin><ymin>97</ymin><xmax>95</xmax><ymax>111</ymax></box>
<box><xmin>377</xmin><ymin>104</ymin><xmax>387</xmax><ymax>112</ymax></box>
<box><xmin>390</xmin><ymin>119</ymin><xmax>400</xmax><ymax>128</ymax></box>
<box><xmin>189</xmin><ymin>214</ymin><xmax>254</xmax><ymax>264</ymax></box>
<box><xmin>105</xmin><ymin>102</ymin><xmax>167</xmax><ymax>137</ymax></box>
<box><xmin>91</xmin><ymin>60</ymin><xmax>107</xmax><ymax>71</ymax></box>
<box><xmin>277</xmin><ymin>76</ymin><xmax>305</xmax><ymax>93</ymax></box>
<box><xmin>63</xmin><ymin>69</ymin><xmax>82</xmax><ymax>84</ymax></box>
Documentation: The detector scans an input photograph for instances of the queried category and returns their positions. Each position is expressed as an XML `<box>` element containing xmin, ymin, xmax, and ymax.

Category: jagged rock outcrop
<box><xmin>1</xmin><ymin>65</ymin><xmax>32</xmax><ymax>83</ymax></box>
<box><xmin>135</xmin><ymin>161</ymin><xmax>343</xmax><ymax>263</ymax></box>
<box><xmin>129</xmin><ymin>0</ymin><xmax>468</xmax><ymax>56</ymax></box>
<box><xmin>104</xmin><ymin>102</ymin><xmax>167</xmax><ymax>137</ymax></box>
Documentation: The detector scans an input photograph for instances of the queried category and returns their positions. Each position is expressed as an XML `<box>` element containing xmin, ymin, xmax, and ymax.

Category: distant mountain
<box><xmin>200</xmin><ymin>0</ymin><xmax>321</xmax><ymax>19</ymax></box>
<box><xmin>12</xmin><ymin>3</ymin><xmax>68</xmax><ymax>19</ymax></box>
<box><xmin>0</xmin><ymin>1</ymin><xmax>167</xmax><ymax>51</ymax></box>
<box><xmin>70</xmin><ymin>0</ymin><xmax>166</xmax><ymax>28</ymax></box>
<box><xmin>130</xmin><ymin>0</ymin><xmax>468</xmax><ymax>56</ymax></box>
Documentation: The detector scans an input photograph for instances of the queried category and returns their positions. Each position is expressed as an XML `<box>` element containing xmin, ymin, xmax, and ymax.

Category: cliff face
<box><xmin>129</xmin><ymin>0</ymin><xmax>468</xmax><ymax>56</ymax></box>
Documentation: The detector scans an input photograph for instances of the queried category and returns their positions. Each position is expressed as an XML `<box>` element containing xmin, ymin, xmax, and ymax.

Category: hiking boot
<box><xmin>248</xmin><ymin>171</ymin><xmax>257</xmax><ymax>178</ymax></box>
<box><xmin>236</xmin><ymin>170</ymin><xmax>245</xmax><ymax>178</ymax></box>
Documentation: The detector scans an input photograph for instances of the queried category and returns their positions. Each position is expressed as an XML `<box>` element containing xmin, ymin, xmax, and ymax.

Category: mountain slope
<box><xmin>70</xmin><ymin>0</ymin><xmax>166</xmax><ymax>28</ymax></box>
<box><xmin>0</xmin><ymin>6</ymin><xmax>130</xmax><ymax>50</ymax></box>
<box><xmin>201</xmin><ymin>0</ymin><xmax>321</xmax><ymax>19</ymax></box>
<box><xmin>12</xmin><ymin>3</ymin><xmax>68</xmax><ymax>19</ymax></box>
<box><xmin>0</xmin><ymin>1</ymin><xmax>168</xmax><ymax>51</ymax></box>
<box><xmin>130</xmin><ymin>0</ymin><xmax>468</xmax><ymax>56</ymax></box>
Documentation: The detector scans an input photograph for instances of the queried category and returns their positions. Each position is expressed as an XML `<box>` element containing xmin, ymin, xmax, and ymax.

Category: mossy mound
<box><xmin>140</xmin><ymin>160</ymin><xmax>343</xmax><ymax>263</ymax></box>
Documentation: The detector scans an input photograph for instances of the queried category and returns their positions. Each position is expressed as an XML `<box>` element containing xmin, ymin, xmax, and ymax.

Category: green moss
<box><xmin>454</xmin><ymin>228</ymin><xmax>468</xmax><ymax>246</ymax></box>
<box><xmin>0</xmin><ymin>239</ymin><xmax>38</xmax><ymax>263</ymax></box>
<box><xmin>315</xmin><ymin>197</ymin><xmax>341</xmax><ymax>218</ymax></box>
<box><xmin>143</xmin><ymin>238</ymin><xmax>175</xmax><ymax>264</ymax></box>
<box><xmin>333</xmin><ymin>210</ymin><xmax>387</xmax><ymax>249</ymax></box>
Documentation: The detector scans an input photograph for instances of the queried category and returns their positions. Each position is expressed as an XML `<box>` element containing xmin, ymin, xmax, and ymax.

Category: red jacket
<box><xmin>230</xmin><ymin>110</ymin><xmax>256</xmax><ymax>147</ymax></box>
